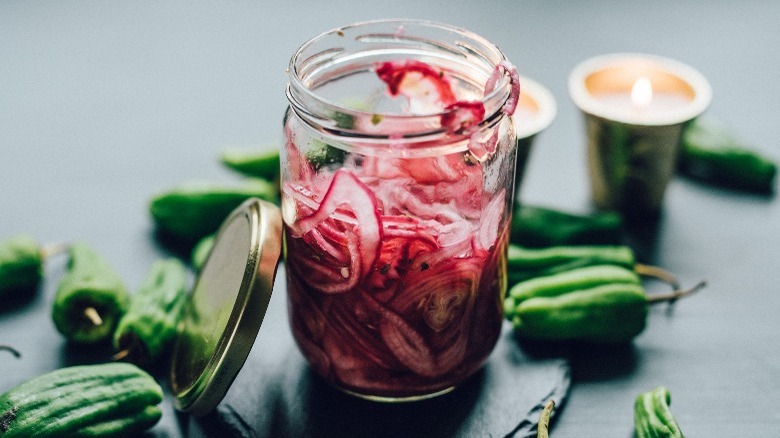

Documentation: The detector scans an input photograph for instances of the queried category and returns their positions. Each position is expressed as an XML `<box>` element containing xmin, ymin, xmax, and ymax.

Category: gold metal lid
<box><xmin>170</xmin><ymin>198</ymin><xmax>282</xmax><ymax>416</ymax></box>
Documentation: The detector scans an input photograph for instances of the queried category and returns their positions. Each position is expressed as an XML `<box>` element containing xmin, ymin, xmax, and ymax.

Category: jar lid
<box><xmin>170</xmin><ymin>198</ymin><xmax>282</xmax><ymax>416</ymax></box>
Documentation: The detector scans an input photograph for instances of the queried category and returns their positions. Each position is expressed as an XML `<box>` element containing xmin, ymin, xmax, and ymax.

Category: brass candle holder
<box><xmin>568</xmin><ymin>53</ymin><xmax>712</xmax><ymax>218</ymax></box>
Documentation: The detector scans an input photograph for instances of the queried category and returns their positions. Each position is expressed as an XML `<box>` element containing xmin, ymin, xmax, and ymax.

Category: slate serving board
<box><xmin>193</xmin><ymin>278</ymin><xmax>571</xmax><ymax>438</ymax></box>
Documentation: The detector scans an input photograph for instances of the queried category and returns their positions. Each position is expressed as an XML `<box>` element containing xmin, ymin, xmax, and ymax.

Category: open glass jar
<box><xmin>282</xmin><ymin>19</ymin><xmax>519</xmax><ymax>401</ymax></box>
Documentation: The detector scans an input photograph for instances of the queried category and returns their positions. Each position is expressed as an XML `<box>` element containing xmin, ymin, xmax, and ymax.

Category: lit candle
<box><xmin>512</xmin><ymin>76</ymin><xmax>556</xmax><ymax>195</ymax></box>
<box><xmin>568</xmin><ymin>53</ymin><xmax>711</xmax><ymax>218</ymax></box>
<box><xmin>632</xmin><ymin>76</ymin><xmax>653</xmax><ymax>108</ymax></box>
<box><xmin>595</xmin><ymin>75</ymin><xmax>693</xmax><ymax>122</ymax></box>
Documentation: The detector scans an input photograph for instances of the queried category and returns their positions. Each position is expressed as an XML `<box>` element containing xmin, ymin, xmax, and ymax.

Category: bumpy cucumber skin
<box><xmin>0</xmin><ymin>363</ymin><xmax>163</xmax><ymax>437</ymax></box>
<box><xmin>149</xmin><ymin>179</ymin><xmax>277</xmax><ymax>242</ymax></box>
<box><xmin>52</xmin><ymin>242</ymin><xmax>130</xmax><ymax>344</ymax></box>
<box><xmin>68</xmin><ymin>405</ymin><xmax>162</xmax><ymax>438</ymax></box>
<box><xmin>113</xmin><ymin>258</ymin><xmax>189</xmax><ymax>365</ymax></box>
<box><xmin>511</xmin><ymin>283</ymin><xmax>648</xmax><ymax>343</ymax></box>
<box><xmin>0</xmin><ymin>235</ymin><xmax>42</xmax><ymax>300</ymax></box>
<box><xmin>634</xmin><ymin>386</ymin><xmax>685</xmax><ymax>438</ymax></box>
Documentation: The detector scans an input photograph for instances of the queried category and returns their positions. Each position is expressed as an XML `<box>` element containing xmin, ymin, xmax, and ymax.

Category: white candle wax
<box><xmin>595</xmin><ymin>92</ymin><xmax>692</xmax><ymax>121</ymax></box>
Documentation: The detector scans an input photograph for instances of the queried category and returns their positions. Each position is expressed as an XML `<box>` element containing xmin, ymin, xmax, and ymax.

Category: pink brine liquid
<box><xmin>283</xmin><ymin>58</ymin><xmax>516</xmax><ymax>399</ymax></box>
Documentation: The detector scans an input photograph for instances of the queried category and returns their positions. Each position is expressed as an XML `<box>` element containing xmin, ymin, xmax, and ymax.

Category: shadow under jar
<box><xmin>282</xmin><ymin>19</ymin><xmax>519</xmax><ymax>401</ymax></box>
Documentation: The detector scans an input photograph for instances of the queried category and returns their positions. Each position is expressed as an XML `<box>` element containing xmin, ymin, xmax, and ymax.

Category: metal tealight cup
<box><xmin>513</xmin><ymin>76</ymin><xmax>557</xmax><ymax>196</ymax></box>
<box><xmin>568</xmin><ymin>53</ymin><xmax>712</xmax><ymax>218</ymax></box>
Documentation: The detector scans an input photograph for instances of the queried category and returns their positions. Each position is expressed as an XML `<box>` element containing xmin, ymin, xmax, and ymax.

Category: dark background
<box><xmin>2</xmin><ymin>1</ymin><xmax>778</xmax><ymax>436</ymax></box>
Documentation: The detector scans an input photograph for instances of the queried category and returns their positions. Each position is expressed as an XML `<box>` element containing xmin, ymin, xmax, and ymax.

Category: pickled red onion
<box><xmin>440</xmin><ymin>101</ymin><xmax>486</xmax><ymax>135</ymax></box>
<box><xmin>294</xmin><ymin>169</ymin><xmax>382</xmax><ymax>277</ymax></box>
<box><xmin>362</xmin><ymin>292</ymin><xmax>439</xmax><ymax>377</ymax></box>
<box><xmin>476</xmin><ymin>188</ymin><xmax>506</xmax><ymax>251</ymax></box>
<box><xmin>485</xmin><ymin>60</ymin><xmax>521</xmax><ymax>116</ymax></box>
<box><xmin>375</xmin><ymin>60</ymin><xmax>457</xmax><ymax>107</ymax></box>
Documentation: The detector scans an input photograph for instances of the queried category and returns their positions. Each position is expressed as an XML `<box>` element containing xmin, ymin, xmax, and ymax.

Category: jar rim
<box><xmin>286</xmin><ymin>18</ymin><xmax>514</xmax><ymax>141</ymax></box>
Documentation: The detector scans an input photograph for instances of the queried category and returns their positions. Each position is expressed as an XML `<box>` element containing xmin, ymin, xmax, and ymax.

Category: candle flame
<box><xmin>631</xmin><ymin>76</ymin><xmax>653</xmax><ymax>107</ymax></box>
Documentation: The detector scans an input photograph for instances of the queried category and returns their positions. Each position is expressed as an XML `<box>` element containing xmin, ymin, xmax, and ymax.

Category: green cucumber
<box><xmin>0</xmin><ymin>363</ymin><xmax>163</xmax><ymax>437</ymax></box>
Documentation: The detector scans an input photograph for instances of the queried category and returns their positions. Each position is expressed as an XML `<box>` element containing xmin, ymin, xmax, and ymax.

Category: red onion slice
<box><xmin>295</xmin><ymin>169</ymin><xmax>382</xmax><ymax>277</ymax></box>
<box><xmin>485</xmin><ymin>60</ymin><xmax>521</xmax><ymax>116</ymax></box>
<box><xmin>362</xmin><ymin>293</ymin><xmax>439</xmax><ymax>377</ymax></box>
<box><xmin>476</xmin><ymin>188</ymin><xmax>506</xmax><ymax>251</ymax></box>
<box><xmin>287</xmin><ymin>229</ymin><xmax>361</xmax><ymax>294</ymax></box>
<box><xmin>440</xmin><ymin>101</ymin><xmax>486</xmax><ymax>136</ymax></box>
<box><xmin>375</xmin><ymin>59</ymin><xmax>457</xmax><ymax>108</ymax></box>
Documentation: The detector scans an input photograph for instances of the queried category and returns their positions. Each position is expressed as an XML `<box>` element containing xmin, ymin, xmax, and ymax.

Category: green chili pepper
<box><xmin>507</xmin><ymin>243</ymin><xmax>680</xmax><ymax>290</ymax></box>
<box><xmin>510</xmin><ymin>204</ymin><xmax>623</xmax><ymax>248</ymax></box>
<box><xmin>52</xmin><ymin>242</ymin><xmax>130</xmax><ymax>344</ymax></box>
<box><xmin>0</xmin><ymin>362</ymin><xmax>162</xmax><ymax>437</ymax></box>
<box><xmin>510</xmin><ymin>282</ymin><xmax>649</xmax><ymax>343</ymax></box>
<box><xmin>507</xmin><ymin>264</ymin><xmax>641</xmax><ymax>304</ymax></box>
<box><xmin>219</xmin><ymin>148</ymin><xmax>281</xmax><ymax>182</ymax></box>
<box><xmin>508</xmin><ymin>244</ymin><xmax>636</xmax><ymax>285</ymax></box>
<box><xmin>306</xmin><ymin>139</ymin><xmax>347</xmax><ymax>172</ymax></box>
<box><xmin>190</xmin><ymin>234</ymin><xmax>215</xmax><ymax>272</ymax></box>
<box><xmin>149</xmin><ymin>179</ymin><xmax>277</xmax><ymax>243</ymax></box>
<box><xmin>680</xmin><ymin>117</ymin><xmax>777</xmax><ymax>194</ymax></box>
<box><xmin>634</xmin><ymin>386</ymin><xmax>685</xmax><ymax>438</ymax></box>
<box><xmin>113</xmin><ymin>259</ymin><xmax>189</xmax><ymax>367</ymax></box>
<box><xmin>0</xmin><ymin>235</ymin><xmax>43</xmax><ymax>303</ymax></box>
<box><xmin>505</xmin><ymin>265</ymin><xmax>705</xmax><ymax>343</ymax></box>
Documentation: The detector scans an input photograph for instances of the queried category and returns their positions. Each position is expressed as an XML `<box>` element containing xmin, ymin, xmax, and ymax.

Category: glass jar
<box><xmin>281</xmin><ymin>19</ymin><xmax>519</xmax><ymax>401</ymax></box>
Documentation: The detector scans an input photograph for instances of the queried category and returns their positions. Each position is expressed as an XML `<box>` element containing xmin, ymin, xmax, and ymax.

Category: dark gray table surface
<box><xmin>2</xmin><ymin>1</ymin><xmax>779</xmax><ymax>436</ymax></box>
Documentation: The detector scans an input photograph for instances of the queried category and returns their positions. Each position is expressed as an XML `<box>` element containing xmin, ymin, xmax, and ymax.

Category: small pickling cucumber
<box><xmin>0</xmin><ymin>362</ymin><xmax>163</xmax><ymax>437</ymax></box>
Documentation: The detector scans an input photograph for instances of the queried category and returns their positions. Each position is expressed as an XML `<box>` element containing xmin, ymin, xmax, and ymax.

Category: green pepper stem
<box><xmin>40</xmin><ymin>242</ymin><xmax>70</xmax><ymax>259</ymax></box>
<box><xmin>645</xmin><ymin>280</ymin><xmax>707</xmax><ymax>304</ymax></box>
<box><xmin>0</xmin><ymin>345</ymin><xmax>21</xmax><ymax>359</ymax></box>
<box><xmin>112</xmin><ymin>332</ymin><xmax>144</xmax><ymax>363</ymax></box>
<box><xmin>537</xmin><ymin>399</ymin><xmax>555</xmax><ymax>438</ymax></box>
<box><xmin>634</xmin><ymin>263</ymin><xmax>681</xmax><ymax>290</ymax></box>
<box><xmin>112</xmin><ymin>348</ymin><xmax>131</xmax><ymax>362</ymax></box>
<box><xmin>84</xmin><ymin>307</ymin><xmax>104</xmax><ymax>326</ymax></box>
